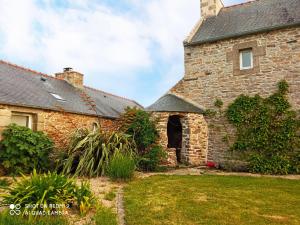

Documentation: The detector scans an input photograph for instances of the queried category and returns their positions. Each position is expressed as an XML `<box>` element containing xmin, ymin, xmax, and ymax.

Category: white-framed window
<box><xmin>239</xmin><ymin>49</ymin><xmax>253</xmax><ymax>70</ymax></box>
<box><xmin>11</xmin><ymin>113</ymin><xmax>33</xmax><ymax>129</ymax></box>
<box><xmin>50</xmin><ymin>93</ymin><xmax>65</xmax><ymax>101</ymax></box>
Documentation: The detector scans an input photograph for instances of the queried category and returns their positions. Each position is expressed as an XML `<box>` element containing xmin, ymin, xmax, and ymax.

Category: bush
<box><xmin>106</xmin><ymin>151</ymin><xmax>136</xmax><ymax>181</ymax></box>
<box><xmin>119</xmin><ymin>108</ymin><xmax>158</xmax><ymax>152</ymax></box>
<box><xmin>1</xmin><ymin>170</ymin><xmax>94</xmax><ymax>216</ymax></box>
<box><xmin>0</xmin><ymin>124</ymin><xmax>53</xmax><ymax>174</ymax></box>
<box><xmin>249</xmin><ymin>154</ymin><xmax>292</xmax><ymax>175</ymax></box>
<box><xmin>0</xmin><ymin>178</ymin><xmax>11</xmax><ymax>188</ymax></box>
<box><xmin>290</xmin><ymin>153</ymin><xmax>300</xmax><ymax>174</ymax></box>
<box><xmin>225</xmin><ymin>80</ymin><xmax>300</xmax><ymax>174</ymax></box>
<box><xmin>138</xmin><ymin>145</ymin><xmax>167</xmax><ymax>172</ymax></box>
<box><xmin>61</xmin><ymin>129</ymin><xmax>136</xmax><ymax>177</ymax></box>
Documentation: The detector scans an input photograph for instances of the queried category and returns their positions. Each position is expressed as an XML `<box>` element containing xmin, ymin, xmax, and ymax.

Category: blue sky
<box><xmin>0</xmin><ymin>0</ymin><xmax>246</xmax><ymax>106</ymax></box>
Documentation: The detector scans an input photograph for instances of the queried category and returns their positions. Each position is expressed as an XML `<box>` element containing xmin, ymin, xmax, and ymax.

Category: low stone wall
<box><xmin>151</xmin><ymin>111</ymin><xmax>208</xmax><ymax>166</ymax></box>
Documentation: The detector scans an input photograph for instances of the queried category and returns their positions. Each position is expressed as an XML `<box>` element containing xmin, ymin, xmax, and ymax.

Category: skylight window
<box><xmin>50</xmin><ymin>93</ymin><xmax>65</xmax><ymax>101</ymax></box>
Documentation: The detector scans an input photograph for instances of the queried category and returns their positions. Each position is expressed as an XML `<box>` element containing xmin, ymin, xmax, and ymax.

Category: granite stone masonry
<box><xmin>171</xmin><ymin>27</ymin><xmax>300</xmax><ymax>163</ymax></box>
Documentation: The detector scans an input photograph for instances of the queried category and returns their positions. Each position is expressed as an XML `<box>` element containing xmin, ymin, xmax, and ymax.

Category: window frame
<box><xmin>239</xmin><ymin>48</ymin><xmax>253</xmax><ymax>70</ymax></box>
<box><xmin>11</xmin><ymin>112</ymin><xmax>33</xmax><ymax>129</ymax></box>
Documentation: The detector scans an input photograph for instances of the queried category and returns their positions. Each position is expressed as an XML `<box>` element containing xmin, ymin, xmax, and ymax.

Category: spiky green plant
<box><xmin>62</xmin><ymin>128</ymin><xmax>136</xmax><ymax>177</ymax></box>
<box><xmin>1</xmin><ymin>170</ymin><xmax>94</xmax><ymax>218</ymax></box>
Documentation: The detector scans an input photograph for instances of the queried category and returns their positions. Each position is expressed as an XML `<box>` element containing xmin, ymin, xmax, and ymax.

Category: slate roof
<box><xmin>190</xmin><ymin>0</ymin><xmax>300</xmax><ymax>45</ymax></box>
<box><xmin>0</xmin><ymin>60</ymin><xmax>141</xmax><ymax>118</ymax></box>
<box><xmin>147</xmin><ymin>94</ymin><xmax>204</xmax><ymax>114</ymax></box>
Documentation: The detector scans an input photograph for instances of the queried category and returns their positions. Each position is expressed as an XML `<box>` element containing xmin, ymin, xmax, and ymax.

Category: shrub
<box><xmin>62</xmin><ymin>129</ymin><xmax>136</xmax><ymax>177</ymax></box>
<box><xmin>0</xmin><ymin>124</ymin><xmax>53</xmax><ymax>174</ymax></box>
<box><xmin>225</xmin><ymin>80</ymin><xmax>300</xmax><ymax>174</ymax></box>
<box><xmin>119</xmin><ymin>108</ymin><xmax>158</xmax><ymax>152</ymax></box>
<box><xmin>249</xmin><ymin>154</ymin><xmax>292</xmax><ymax>175</ymax></box>
<box><xmin>106</xmin><ymin>151</ymin><xmax>136</xmax><ymax>181</ymax></box>
<box><xmin>290</xmin><ymin>153</ymin><xmax>300</xmax><ymax>174</ymax></box>
<box><xmin>1</xmin><ymin>170</ymin><xmax>94</xmax><ymax>216</ymax></box>
<box><xmin>138</xmin><ymin>145</ymin><xmax>167</xmax><ymax>172</ymax></box>
<box><xmin>0</xmin><ymin>178</ymin><xmax>11</xmax><ymax>188</ymax></box>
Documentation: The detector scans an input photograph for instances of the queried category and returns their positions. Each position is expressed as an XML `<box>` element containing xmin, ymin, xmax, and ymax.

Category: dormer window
<box><xmin>239</xmin><ymin>49</ymin><xmax>253</xmax><ymax>70</ymax></box>
<box><xmin>50</xmin><ymin>93</ymin><xmax>65</xmax><ymax>101</ymax></box>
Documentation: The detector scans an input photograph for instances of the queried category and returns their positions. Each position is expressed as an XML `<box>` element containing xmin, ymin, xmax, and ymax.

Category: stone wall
<box><xmin>151</xmin><ymin>111</ymin><xmax>208</xmax><ymax>166</ymax></box>
<box><xmin>0</xmin><ymin>104</ymin><xmax>117</xmax><ymax>149</ymax></box>
<box><xmin>171</xmin><ymin>27</ymin><xmax>300</xmax><ymax>163</ymax></box>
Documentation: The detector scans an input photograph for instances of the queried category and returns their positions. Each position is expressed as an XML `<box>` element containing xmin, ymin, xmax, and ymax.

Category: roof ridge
<box><xmin>223</xmin><ymin>0</ymin><xmax>259</xmax><ymax>9</ymax></box>
<box><xmin>0</xmin><ymin>59</ymin><xmax>62</xmax><ymax>81</ymax></box>
<box><xmin>84</xmin><ymin>85</ymin><xmax>137</xmax><ymax>104</ymax></box>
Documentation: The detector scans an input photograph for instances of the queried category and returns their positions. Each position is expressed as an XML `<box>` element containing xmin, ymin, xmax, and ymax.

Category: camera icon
<box><xmin>9</xmin><ymin>204</ymin><xmax>21</xmax><ymax>215</ymax></box>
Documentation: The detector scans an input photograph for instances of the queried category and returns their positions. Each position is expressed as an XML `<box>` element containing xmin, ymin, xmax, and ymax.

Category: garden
<box><xmin>0</xmin><ymin>81</ymin><xmax>299</xmax><ymax>225</ymax></box>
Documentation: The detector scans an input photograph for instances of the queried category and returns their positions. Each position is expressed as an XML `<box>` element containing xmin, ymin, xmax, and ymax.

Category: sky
<box><xmin>0</xmin><ymin>0</ymin><xmax>246</xmax><ymax>107</ymax></box>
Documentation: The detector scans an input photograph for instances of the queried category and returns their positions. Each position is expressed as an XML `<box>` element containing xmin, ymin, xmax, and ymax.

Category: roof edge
<box><xmin>186</xmin><ymin>22</ymin><xmax>300</xmax><ymax>47</ymax></box>
<box><xmin>0</xmin><ymin>101</ymin><xmax>119</xmax><ymax>119</ymax></box>
<box><xmin>184</xmin><ymin>18</ymin><xmax>204</xmax><ymax>45</ymax></box>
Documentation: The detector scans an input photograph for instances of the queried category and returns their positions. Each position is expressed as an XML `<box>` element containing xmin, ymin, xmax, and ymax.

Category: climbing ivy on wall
<box><xmin>225</xmin><ymin>80</ymin><xmax>300</xmax><ymax>174</ymax></box>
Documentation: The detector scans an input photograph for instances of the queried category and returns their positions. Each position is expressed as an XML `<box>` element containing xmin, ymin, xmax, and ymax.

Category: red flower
<box><xmin>206</xmin><ymin>161</ymin><xmax>216</xmax><ymax>168</ymax></box>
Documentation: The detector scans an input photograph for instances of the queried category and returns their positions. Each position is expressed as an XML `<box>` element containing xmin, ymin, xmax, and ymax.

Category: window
<box><xmin>11</xmin><ymin>113</ymin><xmax>33</xmax><ymax>129</ymax></box>
<box><xmin>50</xmin><ymin>93</ymin><xmax>65</xmax><ymax>101</ymax></box>
<box><xmin>240</xmin><ymin>49</ymin><xmax>253</xmax><ymax>70</ymax></box>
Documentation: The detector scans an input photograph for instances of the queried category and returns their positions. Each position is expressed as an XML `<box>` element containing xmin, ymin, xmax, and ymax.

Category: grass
<box><xmin>104</xmin><ymin>191</ymin><xmax>116</xmax><ymax>201</ymax></box>
<box><xmin>0</xmin><ymin>211</ymin><xmax>68</xmax><ymax>225</ymax></box>
<box><xmin>124</xmin><ymin>175</ymin><xmax>300</xmax><ymax>225</ymax></box>
<box><xmin>0</xmin><ymin>178</ymin><xmax>10</xmax><ymax>188</ymax></box>
<box><xmin>92</xmin><ymin>206</ymin><xmax>118</xmax><ymax>225</ymax></box>
<box><xmin>107</xmin><ymin>152</ymin><xmax>136</xmax><ymax>181</ymax></box>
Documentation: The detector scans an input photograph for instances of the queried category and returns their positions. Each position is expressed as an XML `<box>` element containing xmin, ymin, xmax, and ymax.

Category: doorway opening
<box><xmin>167</xmin><ymin>115</ymin><xmax>183</xmax><ymax>163</ymax></box>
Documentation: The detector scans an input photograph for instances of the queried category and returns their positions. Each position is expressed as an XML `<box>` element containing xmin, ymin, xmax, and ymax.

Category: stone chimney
<box><xmin>200</xmin><ymin>0</ymin><xmax>224</xmax><ymax>18</ymax></box>
<box><xmin>55</xmin><ymin>67</ymin><xmax>84</xmax><ymax>88</ymax></box>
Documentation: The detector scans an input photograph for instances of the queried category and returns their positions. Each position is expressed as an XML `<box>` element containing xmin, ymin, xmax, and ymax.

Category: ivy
<box><xmin>225</xmin><ymin>80</ymin><xmax>300</xmax><ymax>174</ymax></box>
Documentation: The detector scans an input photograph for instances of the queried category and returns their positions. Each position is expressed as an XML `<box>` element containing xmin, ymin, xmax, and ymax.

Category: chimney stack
<box><xmin>200</xmin><ymin>0</ymin><xmax>224</xmax><ymax>18</ymax></box>
<box><xmin>55</xmin><ymin>67</ymin><xmax>84</xmax><ymax>88</ymax></box>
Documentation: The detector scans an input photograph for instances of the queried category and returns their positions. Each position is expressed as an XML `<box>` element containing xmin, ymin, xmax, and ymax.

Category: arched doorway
<box><xmin>167</xmin><ymin>115</ymin><xmax>182</xmax><ymax>163</ymax></box>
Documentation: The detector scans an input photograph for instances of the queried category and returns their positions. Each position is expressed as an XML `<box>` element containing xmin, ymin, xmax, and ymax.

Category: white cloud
<box><xmin>0</xmin><ymin>0</ymin><xmax>245</xmax><ymax>105</ymax></box>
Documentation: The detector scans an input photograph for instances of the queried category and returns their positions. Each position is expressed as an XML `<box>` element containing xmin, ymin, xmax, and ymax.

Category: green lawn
<box><xmin>124</xmin><ymin>175</ymin><xmax>300</xmax><ymax>225</ymax></box>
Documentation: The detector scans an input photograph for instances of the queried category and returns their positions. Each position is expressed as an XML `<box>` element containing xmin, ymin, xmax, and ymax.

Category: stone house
<box><xmin>148</xmin><ymin>0</ymin><xmax>300</xmax><ymax>166</ymax></box>
<box><xmin>0</xmin><ymin>60</ymin><xmax>140</xmax><ymax>148</ymax></box>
